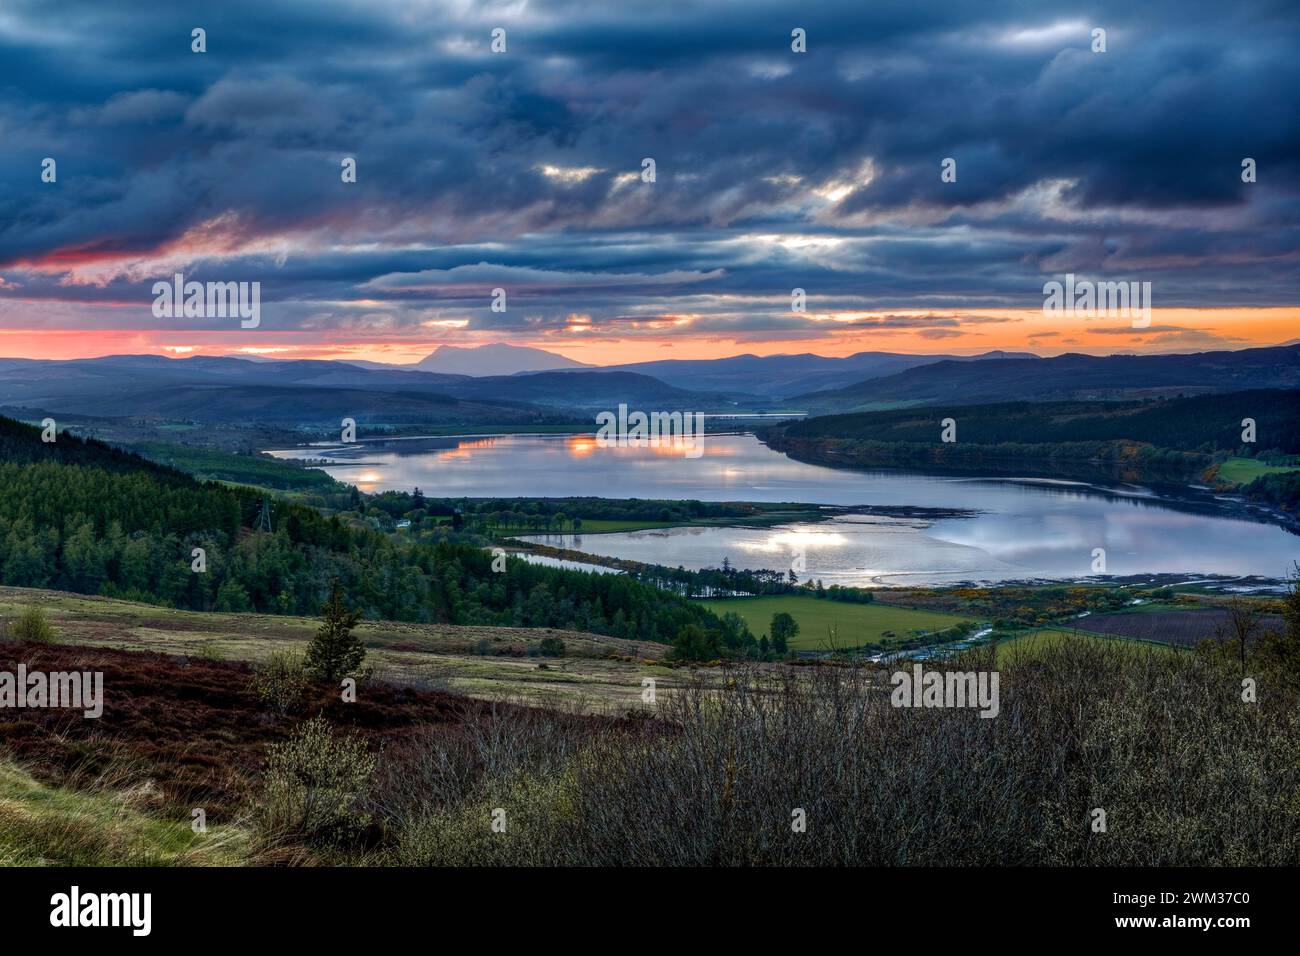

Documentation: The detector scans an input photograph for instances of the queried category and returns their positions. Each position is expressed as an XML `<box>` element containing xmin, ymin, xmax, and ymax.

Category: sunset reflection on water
<box><xmin>266</xmin><ymin>432</ymin><xmax>1299</xmax><ymax>584</ymax></box>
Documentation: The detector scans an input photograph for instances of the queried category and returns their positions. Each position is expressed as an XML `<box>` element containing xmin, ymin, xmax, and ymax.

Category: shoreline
<box><xmin>757</xmin><ymin>433</ymin><xmax>1300</xmax><ymax>537</ymax></box>
<box><xmin>506</xmin><ymin>540</ymin><xmax>1291</xmax><ymax>593</ymax></box>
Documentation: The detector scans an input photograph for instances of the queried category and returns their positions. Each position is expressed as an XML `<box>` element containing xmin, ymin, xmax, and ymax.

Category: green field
<box><xmin>1217</xmin><ymin>456</ymin><xmax>1300</xmax><ymax>486</ymax></box>
<box><xmin>700</xmin><ymin>595</ymin><xmax>968</xmax><ymax>650</ymax></box>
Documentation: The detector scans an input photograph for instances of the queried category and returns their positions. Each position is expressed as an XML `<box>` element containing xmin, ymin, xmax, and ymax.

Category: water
<box><xmin>268</xmin><ymin>432</ymin><xmax>1299</xmax><ymax>586</ymax></box>
<box><xmin>510</xmin><ymin>552</ymin><xmax>623</xmax><ymax>575</ymax></box>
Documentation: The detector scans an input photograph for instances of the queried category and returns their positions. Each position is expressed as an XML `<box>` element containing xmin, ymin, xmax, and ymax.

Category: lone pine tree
<box><xmin>305</xmin><ymin>579</ymin><xmax>366</xmax><ymax>682</ymax></box>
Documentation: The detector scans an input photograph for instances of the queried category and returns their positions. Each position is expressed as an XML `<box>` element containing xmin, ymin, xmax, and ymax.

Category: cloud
<box><xmin>74</xmin><ymin>89</ymin><xmax>191</xmax><ymax>125</ymax></box>
<box><xmin>0</xmin><ymin>0</ymin><xmax>1296</xmax><ymax>347</ymax></box>
<box><xmin>362</xmin><ymin>263</ymin><xmax>722</xmax><ymax>296</ymax></box>
<box><xmin>1086</xmin><ymin>324</ymin><xmax>1250</xmax><ymax>348</ymax></box>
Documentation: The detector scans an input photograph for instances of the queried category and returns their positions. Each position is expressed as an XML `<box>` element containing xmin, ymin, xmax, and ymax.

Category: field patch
<box><xmin>994</xmin><ymin>628</ymin><xmax>1181</xmax><ymax>663</ymax></box>
<box><xmin>1217</xmin><ymin>456</ymin><xmax>1300</xmax><ymax>486</ymax></box>
<box><xmin>1072</xmin><ymin>608</ymin><xmax>1283</xmax><ymax>648</ymax></box>
<box><xmin>700</xmin><ymin>595</ymin><xmax>968</xmax><ymax>650</ymax></box>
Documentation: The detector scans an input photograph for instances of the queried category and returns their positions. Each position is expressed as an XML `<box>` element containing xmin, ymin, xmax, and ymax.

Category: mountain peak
<box><xmin>415</xmin><ymin>344</ymin><xmax>589</xmax><ymax>377</ymax></box>
<box><xmin>966</xmin><ymin>350</ymin><xmax>1040</xmax><ymax>361</ymax></box>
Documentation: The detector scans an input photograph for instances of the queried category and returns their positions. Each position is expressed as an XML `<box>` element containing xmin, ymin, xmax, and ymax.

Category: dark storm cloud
<box><xmin>0</xmin><ymin>0</ymin><xmax>1297</xmax><ymax>336</ymax></box>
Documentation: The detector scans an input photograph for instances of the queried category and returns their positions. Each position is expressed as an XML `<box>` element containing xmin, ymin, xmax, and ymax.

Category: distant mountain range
<box><xmin>594</xmin><ymin>350</ymin><xmax>1039</xmax><ymax>399</ymax></box>
<box><xmin>349</xmin><ymin>344</ymin><xmax>1036</xmax><ymax>394</ymax></box>
<box><xmin>0</xmin><ymin>345</ymin><xmax>1293</xmax><ymax>427</ymax></box>
<box><xmin>0</xmin><ymin>354</ymin><xmax>739</xmax><ymax>425</ymax></box>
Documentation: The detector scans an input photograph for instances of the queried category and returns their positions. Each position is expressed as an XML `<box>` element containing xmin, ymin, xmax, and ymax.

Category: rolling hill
<box><xmin>794</xmin><ymin>344</ymin><xmax>1300</xmax><ymax>411</ymax></box>
<box><xmin>770</xmin><ymin>389</ymin><xmax>1300</xmax><ymax>452</ymax></box>
<box><xmin>0</xmin><ymin>355</ymin><xmax>746</xmax><ymax>425</ymax></box>
<box><xmin>3</xmin><ymin>346</ymin><xmax>1294</xmax><ymax>427</ymax></box>
<box><xmin>597</xmin><ymin>350</ymin><xmax>1038</xmax><ymax>399</ymax></box>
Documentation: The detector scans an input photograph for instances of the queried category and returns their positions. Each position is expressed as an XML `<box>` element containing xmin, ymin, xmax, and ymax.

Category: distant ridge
<box><xmin>1</xmin><ymin>346</ymin><xmax>1291</xmax><ymax>423</ymax></box>
<box><xmin>595</xmin><ymin>349</ymin><xmax>1040</xmax><ymax>399</ymax></box>
<box><xmin>792</xmin><ymin>344</ymin><xmax>1300</xmax><ymax>411</ymax></box>
<box><xmin>0</xmin><ymin>353</ymin><xmax>737</xmax><ymax>423</ymax></box>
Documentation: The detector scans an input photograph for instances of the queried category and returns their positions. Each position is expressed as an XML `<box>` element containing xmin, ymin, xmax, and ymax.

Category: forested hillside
<box><xmin>773</xmin><ymin>391</ymin><xmax>1300</xmax><ymax>452</ymax></box>
<box><xmin>762</xmin><ymin>391</ymin><xmax>1300</xmax><ymax>509</ymax></box>
<box><xmin>0</xmin><ymin>415</ymin><xmax>726</xmax><ymax>644</ymax></box>
<box><xmin>794</xmin><ymin>345</ymin><xmax>1300</xmax><ymax>409</ymax></box>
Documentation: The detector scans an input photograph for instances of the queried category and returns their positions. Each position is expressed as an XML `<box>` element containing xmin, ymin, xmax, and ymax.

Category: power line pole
<box><xmin>255</xmin><ymin>498</ymin><xmax>273</xmax><ymax>533</ymax></box>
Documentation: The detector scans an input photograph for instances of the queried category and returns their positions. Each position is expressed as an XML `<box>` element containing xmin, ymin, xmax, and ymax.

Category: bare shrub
<box><xmin>374</xmin><ymin>696</ymin><xmax>600</xmax><ymax>821</ymax></box>
<box><xmin>248</xmin><ymin>650</ymin><xmax>310</xmax><ymax>716</ymax></box>
<box><xmin>388</xmin><ymin>641</ymin><xmax>1300</xmax><ymax>866</ymax></box>
<box><xmin>261</xmin><ymin>717</ymin><xmax>375</xmax><ymax>845</ymax></box>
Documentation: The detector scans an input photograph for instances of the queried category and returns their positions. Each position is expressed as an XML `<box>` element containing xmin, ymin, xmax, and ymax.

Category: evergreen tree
<box><xmin>305</xmin><ymin>579</ymin><xmax>366</xmax><ymax>682</ymax></box>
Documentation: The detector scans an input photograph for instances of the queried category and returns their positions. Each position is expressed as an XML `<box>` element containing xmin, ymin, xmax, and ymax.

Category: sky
<box><xmin>1</xmin><ymin>0</ymin><xmax>1297</xmax><ymax>366</ymax></box>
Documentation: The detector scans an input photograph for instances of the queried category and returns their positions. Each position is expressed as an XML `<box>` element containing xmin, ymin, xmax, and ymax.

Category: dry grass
<box><xmin>0</xmin><ymin>757</ymin><xmax>252</xmax><ymax>866</ymax></box>
<box><xmin>0</xmin><ymin>586</ymin><xmax>681</xmax><ymax>706</ymax></box>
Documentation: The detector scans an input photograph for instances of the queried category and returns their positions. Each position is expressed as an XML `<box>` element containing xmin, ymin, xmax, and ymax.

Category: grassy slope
<box><xmin>700</xmin><ymin>595</ymin><xmax>968</xmax><ymax>650</ymax></box>
<box><xmin>0</xmin><ymin>587</ymin><xmax>682</xmax><ymax>707</ymax></box>
<box><xmin>0</xmin><ymin>761</ymin><xmax>249</xmax><ymax>866</ymax></box>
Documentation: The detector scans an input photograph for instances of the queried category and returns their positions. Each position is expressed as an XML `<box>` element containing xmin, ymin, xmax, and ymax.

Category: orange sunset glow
<box><xmin>3</xmin><ymin>307</ymin><xmax>1295</xmax><ymax>364</ymax></box>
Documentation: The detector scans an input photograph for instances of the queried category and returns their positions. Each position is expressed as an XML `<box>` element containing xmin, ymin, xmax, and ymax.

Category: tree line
<box><xmin>773</xmin><ymin>391</ymin><xmax>1300</xmax><ymax>454</ymax></box>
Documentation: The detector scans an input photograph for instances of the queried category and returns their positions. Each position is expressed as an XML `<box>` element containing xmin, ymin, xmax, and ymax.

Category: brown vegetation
<box><xmin>1082</xmin><ymin>608</ymin><xmax>1284</xmax><ymax>647</ymax></box>
<box><xmin>0</xmin><ymin>641</ymin><xmax>596</xmax><ymax>824</ymax></box>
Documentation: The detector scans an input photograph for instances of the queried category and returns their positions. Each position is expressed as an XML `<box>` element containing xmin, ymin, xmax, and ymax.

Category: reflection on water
<box><xmin>267</xmin><ymin>432</ymin><xmax>1299</xmax><ymax>585</ymax></box>
<box><xmin>734</xmin><ymin>528</ymin><xmax>851</xmax><ymax>554</ymax></box>
<box><xmin>511</xmin><ymin>552</ymin><xmax>623</xmax><ymax>575</ymax></box>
